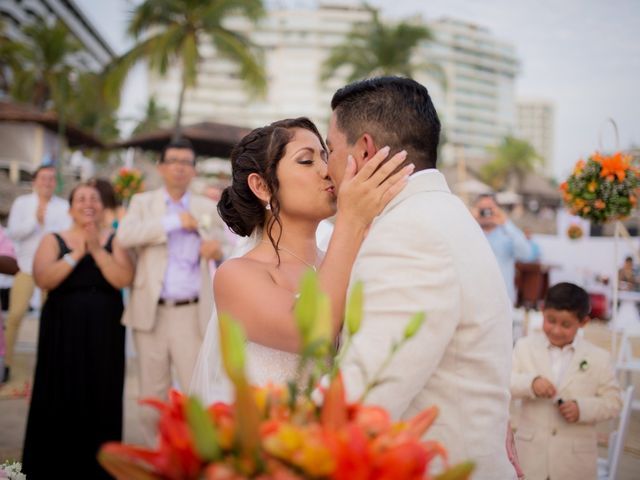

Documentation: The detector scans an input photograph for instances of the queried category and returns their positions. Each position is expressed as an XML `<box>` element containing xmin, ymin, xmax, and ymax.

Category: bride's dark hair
<box><xmin>218</xmin><ymin>117</ymin><xmax>327</xmax><ymax>256</ymax></box>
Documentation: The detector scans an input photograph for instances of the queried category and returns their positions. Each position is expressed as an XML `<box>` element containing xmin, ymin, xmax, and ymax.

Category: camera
<box><xmin>479</xmin><ymin>208</ymin><xmax>493</xmax><ymax>218</ymax></box>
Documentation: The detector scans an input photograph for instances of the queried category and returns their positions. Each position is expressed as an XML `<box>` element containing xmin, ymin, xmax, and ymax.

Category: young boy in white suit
<box><xmin>511</xmin><ymin>282</ymin><xmax>622</xmax><ymax>480</ymax></box>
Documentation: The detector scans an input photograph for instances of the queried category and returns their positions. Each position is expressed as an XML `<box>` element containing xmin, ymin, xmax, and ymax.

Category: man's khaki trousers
<box><xmin>133</xmin><ymin>303</ymin><xmax>202</xmax><ymax>446</ymax></box>
<box><xmin>4</xmin><ymin>271</ymin><xmax>36</xmax><ymax>368</ymax></box>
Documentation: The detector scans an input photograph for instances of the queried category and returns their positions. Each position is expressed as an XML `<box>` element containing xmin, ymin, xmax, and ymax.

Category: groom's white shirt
<box><xmin>340</xmin><ymin>170</ymin><xmax>516</xmax><ymax>479</ymax></box>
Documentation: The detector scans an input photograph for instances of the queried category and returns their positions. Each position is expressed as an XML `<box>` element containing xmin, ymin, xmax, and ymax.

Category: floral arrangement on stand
<box><xmin>112</xmin><ymin>167</ymin><xmax>145</xmax><ymax>205</ymax></box>
<box><xmin>99</xmin><ymin>273</ymin><xmax>474</xmax><ymax>480</ymax></box>
<box><xmin>560</xmin><ymin>151</ymin><xmax>640</xmax><ymax>224</ymax></box>
<box><xmin>566</xmin><ymin>224</ymin><xmax>583</xmax><ymax>240</ymax></box>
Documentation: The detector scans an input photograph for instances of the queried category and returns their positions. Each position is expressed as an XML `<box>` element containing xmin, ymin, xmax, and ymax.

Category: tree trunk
<box><xmin>171</xmin><ymin>71</ymin><xmax>187</xmax><ymax>142</ymax></box>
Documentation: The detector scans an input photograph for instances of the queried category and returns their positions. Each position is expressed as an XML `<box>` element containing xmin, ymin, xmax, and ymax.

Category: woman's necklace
<box><xmin>262</xmin><ymin>241</ymin><xmax>317</xmax><ymax>271</ymax></box>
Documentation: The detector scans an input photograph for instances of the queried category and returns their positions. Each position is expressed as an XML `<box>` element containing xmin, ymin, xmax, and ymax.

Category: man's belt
<box><xmin>158</xmin><ymin>297</ymin><xmax>199</xmax><ymax>307</ymax></box>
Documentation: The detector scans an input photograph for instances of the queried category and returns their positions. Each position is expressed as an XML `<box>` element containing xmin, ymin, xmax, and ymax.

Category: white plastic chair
<box><xmin>615</xmin><ymin>330</ymin><xmax>640</xmax><ymax>410</ymax></box>
<box><xmin>597</xmin><ymin>385</ymin><xmax>635</xmax><ymax>480</ymax></box>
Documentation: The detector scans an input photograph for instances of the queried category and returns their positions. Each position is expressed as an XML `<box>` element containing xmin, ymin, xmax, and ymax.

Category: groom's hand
<box><xmin>337</xmin><ymin>147</ymin><xmax>414</xmax><ymax>228</ymax></box>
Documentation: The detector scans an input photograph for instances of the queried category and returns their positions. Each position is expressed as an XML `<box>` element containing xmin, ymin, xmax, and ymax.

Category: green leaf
<box><xmin>185</xmin><ymin>396</ymin><xmax>220</xmax><ymax>461</ymax></box>
<box><xmin>433</xmin><ymin>461</ymin><xmax>475</xmax><ymax>480</ymax></box>
<box><xmin>345</xmin><ymin>281</ymin><xmax>364</xmax><ymax>336</ymax></box>
<box><xmin>294</xmin><ymin>269</ymin><xmax>320</xmax><ymax>343</ymax></box>
<box><xmin>310</xmin><ymin>292</ymin><xmax>332</xmax><ymax>356</ymax></box>
<box><xmin>403</xmin><ymin>312</ymin><xmax>426</xmax><ymax>340</ymax></box>
<box><xmin>218</xmin><ymin>313</ymin><xmax>247</xmax><ymax>383</ymax></box>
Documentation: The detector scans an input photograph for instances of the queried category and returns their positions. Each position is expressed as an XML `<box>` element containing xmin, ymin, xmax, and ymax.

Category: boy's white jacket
<box><xmin>511</xmin><ymin>333</ymin><xmax>622</xmax><ymax>480</ymax></box>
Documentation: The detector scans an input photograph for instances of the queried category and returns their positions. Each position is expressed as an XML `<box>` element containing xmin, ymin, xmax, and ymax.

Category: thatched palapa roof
<box><xmin>0</xmin><ymin>100</ymin><xmax>104</xmax><ymax>148</ymax></box>
<box><xmin>112</xmin><ymin>121</ymin><xmax>252</xmax><ymax>158</ymax></box>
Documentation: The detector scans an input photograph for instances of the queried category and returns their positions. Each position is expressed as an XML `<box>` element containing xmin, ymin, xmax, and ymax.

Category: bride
<box><xmin>190</xmin><ymin>117</ymin><xmax>412</xmax><ymax>402</ymax></box>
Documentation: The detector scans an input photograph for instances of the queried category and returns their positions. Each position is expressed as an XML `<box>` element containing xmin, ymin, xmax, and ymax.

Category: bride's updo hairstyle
<box><xmin>218</xmin><ymin>117</ymin><xmax>327</xmax><ymax>254</ymax></box>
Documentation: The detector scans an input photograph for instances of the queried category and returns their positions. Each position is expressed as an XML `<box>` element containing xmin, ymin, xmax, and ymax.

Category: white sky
<box><xmin>77</xmin><ymin>0</ymin><xmax>640</xmax><ymax>180</ymax></box>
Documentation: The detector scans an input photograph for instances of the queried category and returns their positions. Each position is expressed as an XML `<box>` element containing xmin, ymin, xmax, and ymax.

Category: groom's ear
<box><xmin>360</xmin><ymin>133</ymin><xmax>379</xmax><ymax>164</ymax></box>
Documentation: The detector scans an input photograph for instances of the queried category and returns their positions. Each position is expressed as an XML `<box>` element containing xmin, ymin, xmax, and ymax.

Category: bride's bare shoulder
<box><xmin>214</xmin><ymin>256</ymin><xmax>273</xmax><ymax>285</ymax></box>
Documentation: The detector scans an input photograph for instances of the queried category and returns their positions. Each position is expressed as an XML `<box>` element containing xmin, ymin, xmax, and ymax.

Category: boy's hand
<box><xmin>532</xmin><ymin>376</ymin><xmax>556</xmax><ymax>398</ymax></box>
<box><xmin>558</xmin><ymin>400</ymin><xmax>580</xmax><ymax>423</ymax></box>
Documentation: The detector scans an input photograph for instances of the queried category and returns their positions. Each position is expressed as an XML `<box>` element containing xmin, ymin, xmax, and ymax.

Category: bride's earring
<box><xmin>265</xmin><ymin>200</ymin><xmax>271</xmax><ymax>211</ymax></box>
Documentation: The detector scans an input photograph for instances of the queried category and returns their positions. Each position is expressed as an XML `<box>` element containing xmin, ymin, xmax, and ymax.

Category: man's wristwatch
<box><xmin>62</xmin><ymin>253</ymin><xmax>77</xmax><ymax>268</ymax></box>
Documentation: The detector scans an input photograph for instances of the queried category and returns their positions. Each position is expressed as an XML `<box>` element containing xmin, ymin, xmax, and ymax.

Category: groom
<box><xmin>326</xmin><ymin>77</ymin><xmax>516</xmax><ymax>479</ymax></box>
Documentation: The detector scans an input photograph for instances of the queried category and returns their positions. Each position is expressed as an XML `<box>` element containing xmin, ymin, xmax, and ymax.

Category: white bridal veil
<box><xmin>188</xmin><ymin>229</ymin><xmax>262</xmax><ymax>404</ymax></box>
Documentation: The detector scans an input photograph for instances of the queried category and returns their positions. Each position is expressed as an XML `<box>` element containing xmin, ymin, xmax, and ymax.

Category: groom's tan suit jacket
<box><xmin>340</xmin><ymin>170</ymin><xmax>516</xmax><ymax>479</ymax></box>
<box><xmin>117</xmin><ymin>188</ymin><xmax>223</xmax><ymax>335</ymax></box>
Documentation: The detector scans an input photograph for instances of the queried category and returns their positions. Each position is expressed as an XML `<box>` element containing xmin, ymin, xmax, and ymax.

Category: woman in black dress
<box><xmin>22</xmin><ymin>183</ymin><xmax>134</xmax><ymax>479</ymax></box>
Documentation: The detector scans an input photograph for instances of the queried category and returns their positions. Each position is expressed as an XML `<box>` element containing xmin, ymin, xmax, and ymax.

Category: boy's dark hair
<box><xmin>159</xmin><ymin>137</ymin><xmax>196</xmax><ymax>164</ymax></box>
<box><xmin>331</xmin><ymin>76</ymin><xmax>441</xmax><ymax>171</ymax></box>
<box><xmin>544</xmin><ymin>282</ymin><xmax>591</xmax><ymax>320</ymax></box>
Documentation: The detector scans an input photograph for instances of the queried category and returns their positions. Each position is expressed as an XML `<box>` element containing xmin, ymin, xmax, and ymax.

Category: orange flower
<box><xmin>262</xmin><ymin>424</ymin><xmax>335</xmax><ymax>476</ymax></box>
<box><xmin>587</xmin><ymin>181</ymin><xmax>598</xmax><ymax>193</ymax></box>
<box><xmin>325</xmin><ymin>424</ymin><xmax>373</xmax><ymax>480</ymax></box>
<box><xmin>594</xmin><ymin>199</ymin><xmax>606</xmax><ymax>210</ymax></box>
<box><xmin>583</xmin><ymin>206</ymin><xmax>591</xmax><ymax>214</ymax></box>
<box><xmin>573</xmin><ymin>159</ymin><xmax>585</xmax><ymax>175</ymax></box>
<box><xmin>352</xmin><ymin>405</ymin><xmax>392</xmax><ymax>437</ymax></box>
<box><xmin>559</xmin><ymin>181</ymin><xmax>568</xmax><ymax>191</ymax></box>
<box><xmin>100</xmin><ymin>390</ymin><xmax>203</xmax><ymax>479</ymax></box>
<box><xmin>371</xmin><ymin>440</ymin><xmax>430</xmax><ymax>480</ymax></box>
<box><xmin>598</xmin><ymin>152</ymin><xmax>631</xmax><ymax>182</ymax></box>
<box><xmin>631</xmin><ymin>196</ymin><xmax>637</xmax><ymax>206</ymax></box>
<box><xmin>574</xmin><ymin>198</ymin><xmax>586</xmax><ymax>210</ymax></box>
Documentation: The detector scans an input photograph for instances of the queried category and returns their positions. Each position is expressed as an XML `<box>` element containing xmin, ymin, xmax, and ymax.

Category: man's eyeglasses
<box><xmin>163</xmin><ymin>158</ymin><xmax>195</xmax><ymax>167</ymax></box>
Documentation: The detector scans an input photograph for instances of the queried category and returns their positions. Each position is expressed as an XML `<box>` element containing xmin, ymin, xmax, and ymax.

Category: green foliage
<box><xmin>0</xmin><ymin>20</ymin><xmax>120</xmax><ymax>146</ymax></box>
<box><xmin>480</xmin><ymin>135</ymin><xmax>542</xmax><ymax>190</ymax></box>
<box><xmin>132</xmin><ymin>96</ymin><xmax>173</xmax><ymax>136</ymax></box>
<box><xmin>345</xmin><ymin>281</ymin><xmax>364</xmax><ymax>336</ymax></box>
<box><xmin>1</xmin><ymin>20</ymin><xmax>80</xmax><ymax>111</ymax></box>
<box><xmin>219</xmin><ymin>313</ymin><xmax>247</xmax><ymax>383</ymax></box>
<box><xmin>321</xmin><ymin>7</ymin><xmax>443</xmax><ymax>84</ymax></box>
<box><xmin>185</xmin><ymin>397</ymin><xmax>221</xmax><ymax>461</ymax></box>
<box><xmin>106</xmin><ymin>0</ymin><xmax>267</xmax><ymax>135</ymax></box>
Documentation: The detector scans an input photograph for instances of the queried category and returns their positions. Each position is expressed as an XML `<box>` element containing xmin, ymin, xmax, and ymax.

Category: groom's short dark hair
<box><xmin>331</xmin><ymin>76</ymin><xmax>441</xmax><ymax>170</ymax></box>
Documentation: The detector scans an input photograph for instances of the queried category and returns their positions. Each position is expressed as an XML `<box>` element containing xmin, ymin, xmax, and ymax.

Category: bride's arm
<box><xmin>214</xmin><ymin>149</ymin><xmax>413</xmax><ymax>353</ymax></box>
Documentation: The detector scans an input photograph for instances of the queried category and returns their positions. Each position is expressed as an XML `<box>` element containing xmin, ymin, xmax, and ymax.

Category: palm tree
<box><xmin>107</xmin><ymin>0</ymin><xmax>267</xmax><ymax>140</ymax></box>
<box><xmin>321</xmin><ymin>7</ymin><xmax>443</xmax><ymax>83</ymax></box>
<box><xmin>3</xmin><ymin>20</ymin><xmax>80</xmax><ymax>111</ymax></box>
<box><xmin>480</xmin><ymin>136</ymin><xmax>542</xmax><ymax>191</ymax></box>
<box><xmin>132</xmin><ymin>95</ymin><xmax>172</xmax><ymax>135</ymax></box>
<box><xmin>0</xmin><ymin>19</ymin><xmax>19</xmax><ymax>94</ymax></box>
<box><xmin>67</xmin><ymin>71</ymin><xmax>121</xmax><ymax>142</ymax></box>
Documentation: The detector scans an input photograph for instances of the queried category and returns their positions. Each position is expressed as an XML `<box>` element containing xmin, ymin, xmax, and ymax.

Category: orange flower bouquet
<box><xmin>98</xmin><ymin>273</ymin><xmax>473</xmax><ymax>480</ymax></box>
<box><xmin>113</xmin><ymin>167</ymin><xmax>144</xmax><ymax>204</ymax></box>
<box><xmin>560</xmin><ymin>152</ymin><xmax>640</xmax><ymax>224</ymax></box>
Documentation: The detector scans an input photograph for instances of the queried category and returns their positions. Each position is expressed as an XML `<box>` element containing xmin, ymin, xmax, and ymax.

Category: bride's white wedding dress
<box><xmin>189</xmin><ymin>306</ymin><xmax>301</xmax><ymax>403</ymax></box>
<box><xmin>189</xmin><ymin>230</ymin><xmax>303</xmax><ymax>403</ymax></box>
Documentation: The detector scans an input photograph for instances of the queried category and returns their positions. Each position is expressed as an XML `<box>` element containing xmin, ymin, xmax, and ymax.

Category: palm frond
<box><xmin>212</xmin><ymin>27</ymin><xmax>266</xmax><ymax>95</ymax></box>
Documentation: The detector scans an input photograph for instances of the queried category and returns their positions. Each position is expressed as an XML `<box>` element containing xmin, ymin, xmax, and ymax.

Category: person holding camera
<box><xmin>473</xmin><ymin>194</ymin><xmax>533</xmax><ymax>305</ymax></box>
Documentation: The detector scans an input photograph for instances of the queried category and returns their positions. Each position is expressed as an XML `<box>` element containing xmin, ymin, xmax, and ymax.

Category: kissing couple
<box><xmin>191</xmin><ymin>76</ymin><xmax>517</xmax><ymax>480</ymax></box>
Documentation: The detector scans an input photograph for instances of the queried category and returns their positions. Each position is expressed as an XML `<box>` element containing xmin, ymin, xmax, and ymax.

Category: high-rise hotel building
<box><xmin>147</xmin><ymin>1</ymin><xmax>520</xmax><ymax>164</ymax></box>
